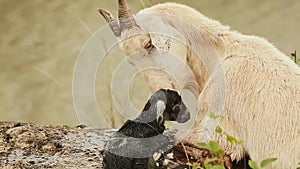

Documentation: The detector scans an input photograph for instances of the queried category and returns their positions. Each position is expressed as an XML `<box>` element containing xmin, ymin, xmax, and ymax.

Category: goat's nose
<box><xmin>177</xmin><ymin>105</ymin><xmax>190</xmax><ymax>123</ymax></box>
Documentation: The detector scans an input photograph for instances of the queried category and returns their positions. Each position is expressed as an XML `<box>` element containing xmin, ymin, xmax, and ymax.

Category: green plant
<box><xmin>208</xmin><ymin>112</ymin><xmax>243</xmax><ymax>144</ymax></box>
<box><xmin>203</xmin><ymin>158</ymin><xmax>225</xmax><ymax>169</ymax></box>
<box><xmin>187</xmin><ymin>159</ymin><xmax>226</xmax><ymax>169</ymax></box>
<box><xmin>197</xmin><ymin>141</ymin><xmax>225</xmax><ymax>156</ymax></box>
<box><xmin>187</xmin><ymin>162</ymin><xmax>201</xmax><ymax>169</ymax></box>
<box><xmin>188</xmin><ymin>111</ymin><xmax>279</xmax><ymax>169</ymax></box>
<box><xmin>213</xmin><ymin>125</ymin><xmax>243</xmax><ymax>144</ymax></box>
<box><xmin>248</xmin><ymin>158</ymin><xmax>278</xmax><ymax>169</ymax></box>
<box><xmin>187</xmin><ymin>141</ymin><xmax>226</xmax><ymax>169</ymax></box>
<box><xmin>208</xmin><ymin>111</ymin><xmax>223</xmax><ymax>120</ymax></box>
<box><xmin>186</xmin><ymin>111</ymin><xmax>242</xmax><ymax>168</ymax></box>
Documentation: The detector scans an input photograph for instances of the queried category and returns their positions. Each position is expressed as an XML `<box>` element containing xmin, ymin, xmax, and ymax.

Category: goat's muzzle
<box><xmin>176</xmin><ymin>103</ymin><xmax>191</xmax><ymax>123</ymax></box>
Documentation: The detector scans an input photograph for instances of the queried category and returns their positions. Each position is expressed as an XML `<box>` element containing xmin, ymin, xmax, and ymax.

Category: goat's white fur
<box><xmin>118</xmin><ymin>3</ymin><xmax>300</xmax><ymax>168</ymax></box>
<box><xmin>156</xmin><ymin>100</ymin><xmax>166</xmax><ymax>124</ymax></box>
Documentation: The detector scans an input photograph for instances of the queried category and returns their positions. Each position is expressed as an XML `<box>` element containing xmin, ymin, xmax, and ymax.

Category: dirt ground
<box><xmin>0</xmin><ymin>122</ymin><xmax>234</xmax><ymax>169</ymax></box>
<box><xmin>0</xmin><ymin>122</ymin><xmax>107</xmax><ymax>168</ymax></box>
<box><xmin>0</xmin><ymin>122</ymin><xmax>187</xmax><ymax>169</ymax></box>
<box><xmin>0</xmin><ymin>0</ymin><xmax>299</xmax><ymax>127</ymax></box>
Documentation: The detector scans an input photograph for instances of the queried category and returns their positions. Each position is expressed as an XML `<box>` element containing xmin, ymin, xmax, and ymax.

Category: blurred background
<box><xmin>0</xmin><ymin>0</ymin><xmax>299</xmax><ymax>128</ymax></box>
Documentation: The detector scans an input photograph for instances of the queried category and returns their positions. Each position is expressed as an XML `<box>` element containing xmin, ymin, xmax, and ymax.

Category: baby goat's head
<box><xmin>141</xmin><ymin>89</ymin><xmax>190</xmax><ymax>124</ymax></box>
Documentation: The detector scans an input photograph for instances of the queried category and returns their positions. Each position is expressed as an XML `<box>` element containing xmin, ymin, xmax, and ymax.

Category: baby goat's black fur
<box><xmin>103</xmin><ymin>89</ymin><xmax>190</xmax><ymax>169</ymax></box>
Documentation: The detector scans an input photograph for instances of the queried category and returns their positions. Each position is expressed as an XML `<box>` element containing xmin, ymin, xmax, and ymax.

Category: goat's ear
<box><xmin>156</xmin><ymin>100</ymin><xmax>166</xmax><ymax>124</ymax></box>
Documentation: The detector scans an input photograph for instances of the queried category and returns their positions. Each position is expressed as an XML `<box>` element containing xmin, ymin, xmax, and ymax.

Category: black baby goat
<box><xmin>103</xmin><ymin>89</ymin><xmax>190</xmax><ymax>169</ymax></box>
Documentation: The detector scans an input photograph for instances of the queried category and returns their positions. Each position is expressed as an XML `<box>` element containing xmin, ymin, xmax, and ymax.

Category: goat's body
<box><xmin>134</xmin><ymin>3</ymin><xmax>300</xmax><ymax>168</ymax></box>
<box><xmin>103</xmin><ymin>89</ymin><xmax>190</xmax><ymax>169</ymax></box>
<box><xmin>118</xmin><ymin>119</ymin><xmax>165</xmax><ymax>138</ymax></box>
<box><xmin>103</xmin><ymin>121</ymin><xmax>163</xmax><ymax>169</ymax></box>
<box><xmin>103</xmin><ymin>117</ymin><xmax>165</xmax><ymax>169</ymax></box>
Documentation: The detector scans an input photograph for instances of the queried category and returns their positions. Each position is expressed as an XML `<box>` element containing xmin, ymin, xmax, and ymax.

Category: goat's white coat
<box><xmin>118</xmin><ymin>3</ymin><xmax>300</xmax><ymax>168</ymax></box>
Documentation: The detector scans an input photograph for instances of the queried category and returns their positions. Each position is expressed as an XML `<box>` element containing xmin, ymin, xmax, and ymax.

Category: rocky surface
<box><xmin>0</xmin><ymin>122</ymin><xmax>114</xmax><ymax>168</ymax></box>
<box><xmin>0</xmin><ymin>122</ymin><xmax>235</xmax><ymax>169</ymax></box>
<box><xmin>0</xmin><ymin>122</ymin><xmax>183</xmax><ymax>169</ymax></box>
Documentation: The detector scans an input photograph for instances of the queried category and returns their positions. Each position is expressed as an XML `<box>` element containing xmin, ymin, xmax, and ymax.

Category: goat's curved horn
<box><xmin>118</xmin><ymin>0</ymin><xmax>137</xmax><ymax>29</ymax></box>
<box><xmin>98</xmin><ymin>8</ymin><xmax>115</xmax><ymax>23</ymax></box>
<box><xmin>118</xmin><ymin>0</ymin><xmax>131</xmax><ymax>18</ymax></box>
<box><xmin>98</xmin><ymin>8</ymin><xmax>121</xmax><ymax>37</ymax></box>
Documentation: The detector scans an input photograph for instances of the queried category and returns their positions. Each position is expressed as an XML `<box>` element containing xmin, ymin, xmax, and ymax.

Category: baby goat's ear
<box><xmin>156</xmin><ymin>100</ymin><xmax>166</xmax><ymax>124</ymax></box>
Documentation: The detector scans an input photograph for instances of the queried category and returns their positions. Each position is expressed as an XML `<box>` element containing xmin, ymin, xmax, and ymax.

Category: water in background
<box><xmin>0</xmin><ymin>0</ymin><xmax>299</xmax><ymax>127</ymax></box>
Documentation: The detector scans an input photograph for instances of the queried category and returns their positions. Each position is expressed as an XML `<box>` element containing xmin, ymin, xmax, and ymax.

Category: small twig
<box><xmin>291</xmin><ymin>50</ymin><xmax>297</xmax><ymax>63</ymax></box>
<box><xmin>174</xmin><ymin>143</ymin><xmax>233</xmax><ymax>168</ymax></box>
<box><xmin>180</xmin><ymin>142</ymin><xmax>191</xmax><ymax>164</ymax></box>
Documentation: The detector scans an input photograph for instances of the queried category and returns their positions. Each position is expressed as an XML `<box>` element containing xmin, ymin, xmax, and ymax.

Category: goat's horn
<box><xmin>118</xmin><ymin>0</ymin><xmax>137</xmax><ymax>29</ymax></box>
<box><xmin>98</xmin><ymin>8</ymin><xmax>121</xmax><ymax>37</ymax></box>
<box><xmin>118</xmin><ymin>0</ymin><xmax>131</xmax><ymax>18</ymax></box>
<box><xmin>98</xmin><ymin>8</ymin><xmax>115</xmax><ymax>23</ymax></box>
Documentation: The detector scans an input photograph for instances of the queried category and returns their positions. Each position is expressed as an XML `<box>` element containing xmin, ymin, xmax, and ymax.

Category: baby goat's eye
<box><xmin>173</xmin><ymin>100</ymin><xmax>180</xmax><ymax>105</ymax></box>
<box><xmin>172</xmin><ymin>104</ymin><xmax>181</xmax><ymax>111</ymax></box>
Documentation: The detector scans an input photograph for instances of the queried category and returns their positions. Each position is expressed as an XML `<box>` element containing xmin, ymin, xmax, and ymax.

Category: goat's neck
<box><xmin>186</xmin><ymin>51</ymin><xmax>209</xmax><ymax>95</ymax></box>
<box><xmin>160</xmin><ymin>15</ymin><xmax>227</xmax><ymax>97</ymax></box>
<box><xmin>182</xmin><ymin>28</ymin><xmax>226</xmax><ymax>97</ymax></box>
<box><xmin>134</xmin><ymin>111</ymin><xmax>165</xmax><ymax>135</ymax></box>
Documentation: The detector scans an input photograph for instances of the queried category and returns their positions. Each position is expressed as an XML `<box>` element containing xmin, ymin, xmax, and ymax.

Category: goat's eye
<box><xmin>144</xmin><ymin>41</ymin><xmax>154</xmax><ymax>49</ymax></box>
<box><xmin>173</xmin><ymin>100</ymin><xmax>180</xmax><ymax>105</ymax></box>
<box><xmin>172</xmin><ymin>104</ymin><xmax>181</xmax><ymax>111</ymax></box>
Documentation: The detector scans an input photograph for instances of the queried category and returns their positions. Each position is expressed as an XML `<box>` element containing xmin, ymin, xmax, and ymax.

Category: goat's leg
<box><xmin>175</xmin><ymin>122</ymin><xmax>246</xmax><ymax>162</ymax></box>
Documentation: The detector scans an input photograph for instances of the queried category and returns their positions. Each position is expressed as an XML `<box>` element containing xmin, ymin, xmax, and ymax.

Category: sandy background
<box><xmin>0</xmin><ymin>0</ymin><xmax>299</xmax><ymax>128</ymax></box>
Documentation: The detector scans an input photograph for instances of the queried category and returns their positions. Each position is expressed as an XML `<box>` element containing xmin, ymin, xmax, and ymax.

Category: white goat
<box><xmin>99</xmin><ymin>1</ymin><xmax>300</xmax><ymax>168</ymax></box>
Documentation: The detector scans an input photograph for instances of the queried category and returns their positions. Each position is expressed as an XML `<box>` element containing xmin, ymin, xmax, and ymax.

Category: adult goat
<box><xmin>99</xmin><ymin>1</ymin><xmax>300</xmax><ymax>168</ymax></box>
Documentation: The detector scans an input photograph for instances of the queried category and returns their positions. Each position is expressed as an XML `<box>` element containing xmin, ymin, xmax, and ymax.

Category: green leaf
<box><xmin>209</xmin><ymin>166</ymin><xmax>226</xmax><ymax>169</ymax></box>
<box><xmin>208</xmin><ymin>141</ymin><xmax>219</xmax><ymax>150</ymax></box>
<box><xmin>204</xmin><ymin>158</ymin><xmax>218</xmax><ymax>165</ymax></box>
<box><xmin>187</xmin><ymin>162</ymin><xmax>201</xmax><ymax>169</ymax></box>
<box><xmin>208</xmin><ymin>111</ymin><xmax>223</xmax><ymax>120</ymax></box>
<box><xmin>186</xmin><ymin>162</ymin><xmax>200</xmax><ymax>168</ymax></box>
<box><xmin>204</xmin><ymin>159</ymin><xmax>226</xmax><ymax>169</ymax></box>
<box><xmin>215</xmin><ymin>126</ymin><xmax>223</xmax><ymax>134</ymax></box>
<box><xmin>216</xmin><ymin>149</ymin><xmax>225</xmax><ymax>155</ymax></box>
<box><xmin>260</xmin><ymin>158</ymin><xmax>277</xmax><ymax>168</ymax></box>
<box><xmin>196</xmin><ymin>142</ymin><xmax>208</xmax><ymax>149</ymax></box>
<box><xmin>225</xmin><ymin>133</ymin><xmax>243</xmax><ymax>144</ymax></box>
<box><xmin>248</xmin><ymin>160</ymin><xmax>259</xmax><ymax>169</ymax></box>
<box><xmin>208</xmin><ymin>141</ymin><xmax>225</xmax><ymax>155</ymax></box>
<box><xmin>204</xmin><ymin>163</ymin><xmax>213</xmax><ymax>169</ymax></box>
